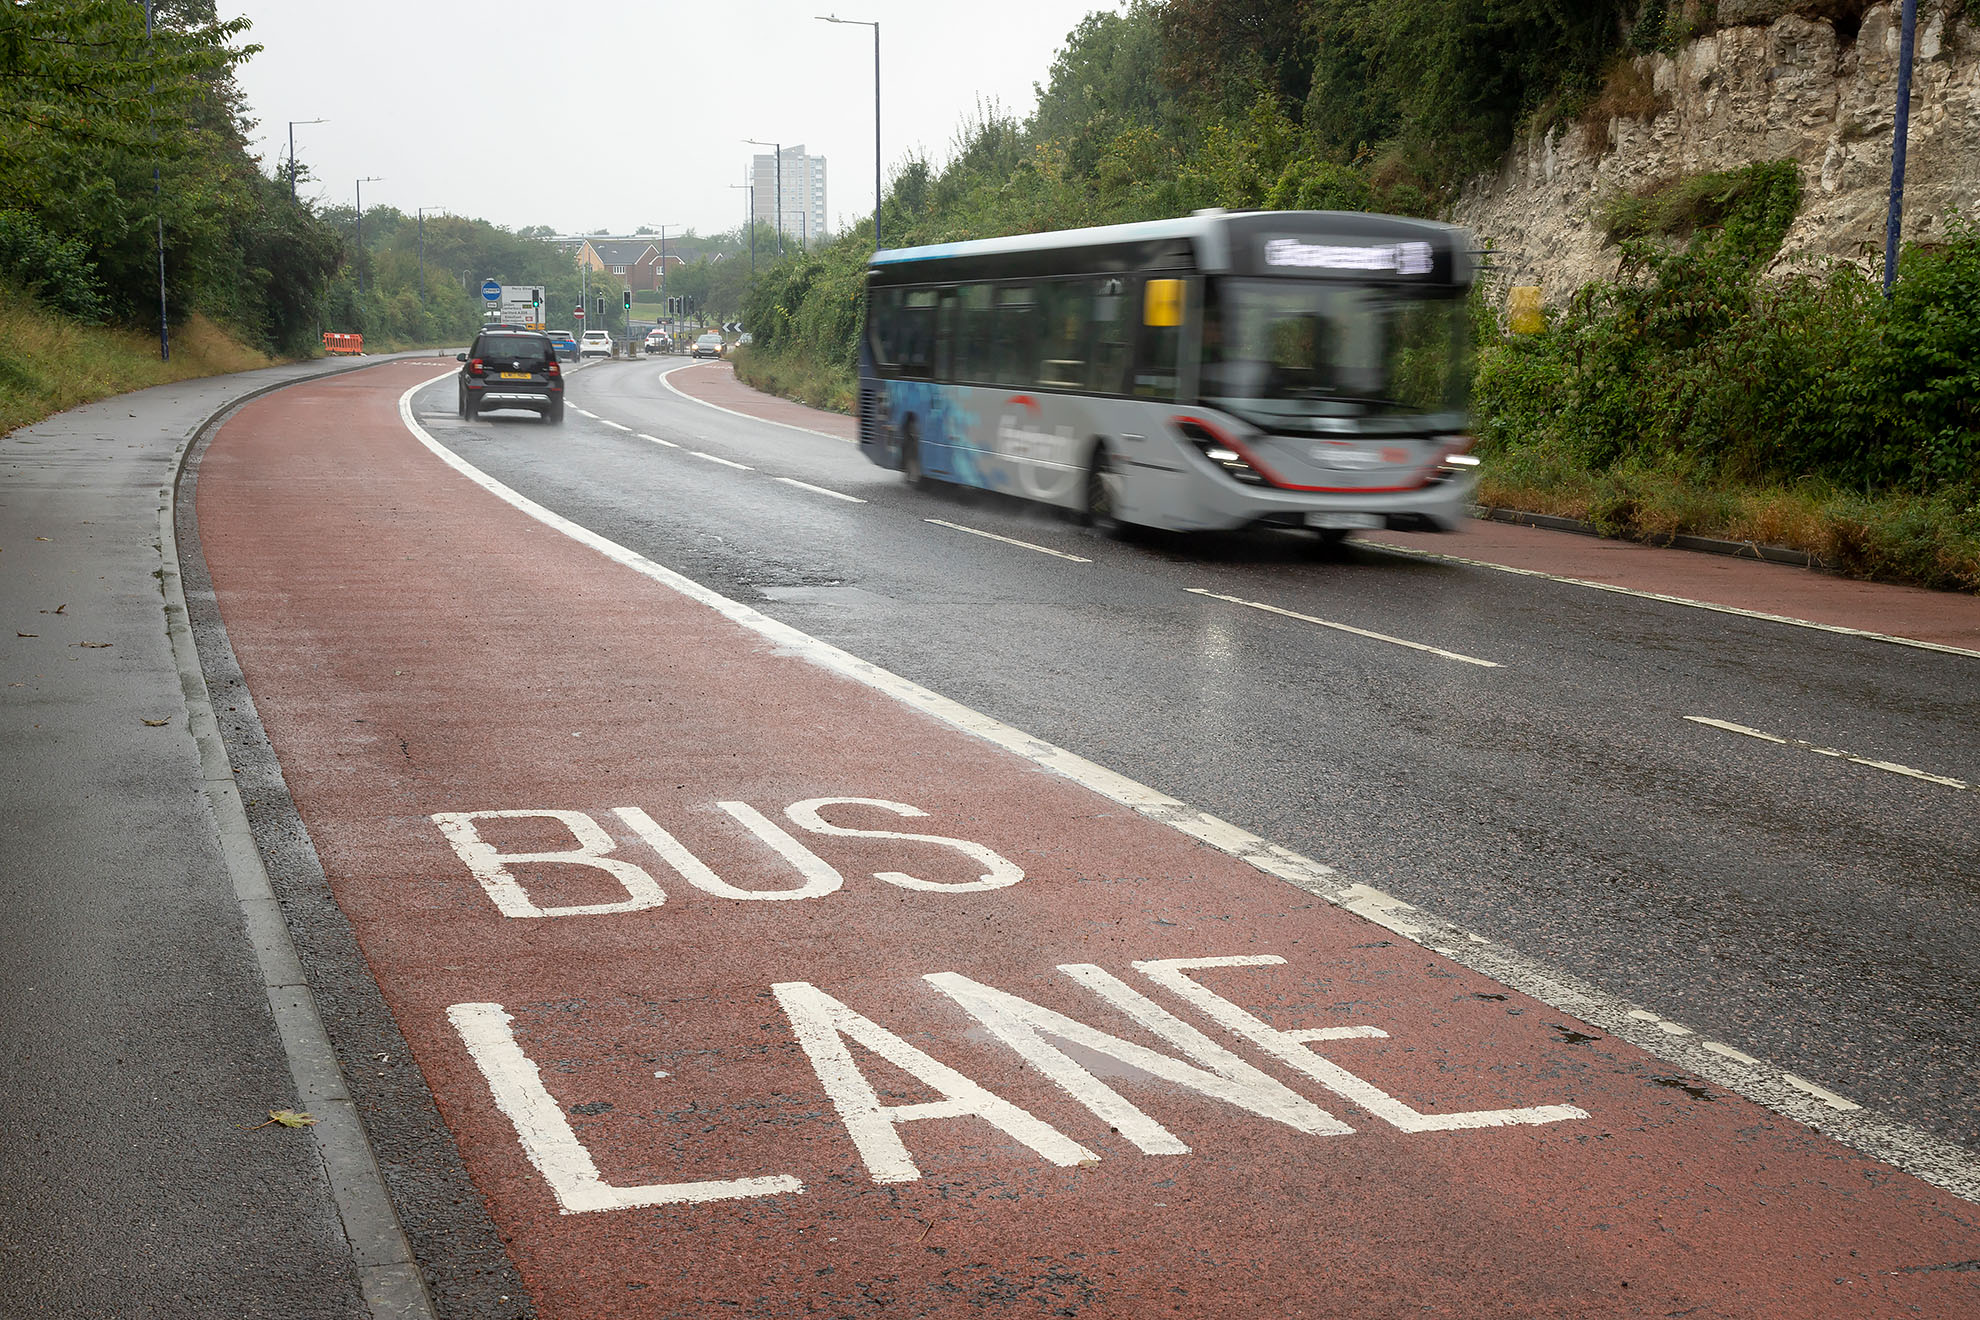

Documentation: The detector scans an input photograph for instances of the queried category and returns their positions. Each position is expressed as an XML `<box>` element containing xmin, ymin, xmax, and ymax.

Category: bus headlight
<box><xmin>1176</xmin><ymin>420</ymin><xmax>1268</xmax><ymax>486</ymax></box>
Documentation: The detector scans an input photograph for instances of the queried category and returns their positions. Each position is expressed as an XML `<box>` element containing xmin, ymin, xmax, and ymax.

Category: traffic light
<box><xmin>531</xmin><ymin>289</ymin><xmax>541</xmax><ymax>310</ymax></box>
<box><xmin>596</xmin><ymin>295</ymin><xmax>605</xmax><ymax>318</ymax></box>
<box><xmin>623</xmin><ymin>289</ymin><xmax>632</xmax><ymax>312</ymax></box>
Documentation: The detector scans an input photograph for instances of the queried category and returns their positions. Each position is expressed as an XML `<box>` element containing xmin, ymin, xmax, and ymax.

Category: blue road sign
<box><xmin>481</xmin><ymin>279</ymin><xmax>502</xmax><ymax>303</ymax></box>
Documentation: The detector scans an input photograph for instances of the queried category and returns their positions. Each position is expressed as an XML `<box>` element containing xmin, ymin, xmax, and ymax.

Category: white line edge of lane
<box><xmin>1685</xmin><ymin>715</ymin><xmax>1974</xmax><ymax>790</ymax></box>
<box><xmin>1187</xmin><ymin>586</ymin><xmax>1500</xmax><ymax>668</ymax></box>
<box><xmin>926</xmin><ymin>518</ymin><xmax>1093</xmax><ymax>563</ymax></box>
<box><xmin>393</xmin><ymin>372</ymin><xmax>1980</xmax><ymax>1206</ymax></box>
<box><xmin>636</xmin><ymin>433</ymin><xmax>680</xmax><ymax>449</ymax></box>
<box><xmin>1361</xmin><ymin>539</ymin><xmax>1980</xmax><ymax>661</ymax></box>
<box><xmin>776</xmin><ymin>476</ymin><xmax>866</xmax><ymax>504</ymax></box>
<box><xmin>600</xmin><ymin>420</ymin><xmax>632</xmax><ymax>432</ymax></box>
<box><xmin>656</xmin><ymin>361</ymin><xmax>856</xmax><ymax>445</ymax></box>
<box><xmin>691</xmin><ymin>451</ymin><xmax>753</xmax><ymax>471</ymax></box>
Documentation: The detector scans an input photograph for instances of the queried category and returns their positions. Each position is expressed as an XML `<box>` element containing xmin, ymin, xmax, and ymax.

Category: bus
<box><xmin>857</xmin><ymin>209</ymin><xmax>1480</xmax><ymax>540</ymax></box>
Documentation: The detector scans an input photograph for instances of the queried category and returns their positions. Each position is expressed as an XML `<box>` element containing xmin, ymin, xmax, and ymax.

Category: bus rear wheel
<box><xmin>901</xmin><ymin>420</ymin><xmax>931</xmax><ymax>489</ymax></box>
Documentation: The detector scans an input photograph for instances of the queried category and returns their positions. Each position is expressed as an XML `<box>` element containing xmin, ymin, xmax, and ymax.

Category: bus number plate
<box><xmin>1306</xmin><ymin>513</ymin><xmax>1384</xmax><ymax>530</ymax></box>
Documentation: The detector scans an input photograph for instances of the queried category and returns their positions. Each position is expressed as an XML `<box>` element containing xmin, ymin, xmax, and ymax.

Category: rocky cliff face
<box><xmin>1451</xmin><ymin>0</ymin><xmax>1979</xmax><ymax>303</ymax></box>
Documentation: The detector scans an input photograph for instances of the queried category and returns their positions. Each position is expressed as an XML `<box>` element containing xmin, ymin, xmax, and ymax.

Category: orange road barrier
<box><xmin>322</xmin><ymin>332</ymin><xmax>364</xmax><ymax>355</ymax></box>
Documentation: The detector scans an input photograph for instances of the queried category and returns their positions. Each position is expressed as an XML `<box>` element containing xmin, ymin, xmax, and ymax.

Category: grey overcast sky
<box><xmin>223</xmin><ymin>0</ymin><xmax>1116</xmax><ymax>240</ymax></box>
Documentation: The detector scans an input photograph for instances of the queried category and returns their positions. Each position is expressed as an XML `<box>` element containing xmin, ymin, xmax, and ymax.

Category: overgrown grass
<box><xmin>731</xmin><ymin>344</ymin><xmax>856</xmax><ymax>415</ymax></box>
<box><xmin>0</xmin><ymin>285</ymin><xmax>278</xmax><ymax>435</ymax></box>
<box><xmin>1477</xmin><ymin>455</ymin><xmax>1980</xmax><ymax>592</ymax></box>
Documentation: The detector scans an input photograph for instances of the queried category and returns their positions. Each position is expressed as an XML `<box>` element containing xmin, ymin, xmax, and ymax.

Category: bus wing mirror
<box><xmin>1144</xmin><ymin>279</ymin><xmax>1185</xmax><ymax>328</ymax></box>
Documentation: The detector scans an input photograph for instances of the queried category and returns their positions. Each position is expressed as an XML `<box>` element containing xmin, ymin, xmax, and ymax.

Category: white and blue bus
<box><xmin>858</xmin><ymin>209</ymin><xmax>1480</xmax><ymax>539</ymax></box>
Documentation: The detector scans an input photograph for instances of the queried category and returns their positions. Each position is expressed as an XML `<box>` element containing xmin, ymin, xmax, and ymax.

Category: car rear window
<box><xmin>476</xmin><ymin>333</ymin><xmax>550</xmax><ymax>358</ymax></box>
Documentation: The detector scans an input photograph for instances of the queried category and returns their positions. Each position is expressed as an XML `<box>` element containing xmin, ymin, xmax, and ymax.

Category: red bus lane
<box><xmin>195</xmin><ymin>363</ymin><xmax>1980</xmax><ymax>1319</ymax></box>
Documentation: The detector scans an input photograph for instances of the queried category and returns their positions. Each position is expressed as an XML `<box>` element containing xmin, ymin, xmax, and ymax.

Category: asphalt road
<box><xmin>410</xmin><ymin>356</ymin><xmax>1980</xmax><ymax>1157</ymax></box>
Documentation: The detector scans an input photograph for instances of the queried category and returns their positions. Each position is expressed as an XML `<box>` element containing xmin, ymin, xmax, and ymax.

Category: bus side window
<box><xmin>956</xmin><ymin>284</ymin><xmax>992</xmax><ymax>383</ymax></box>
<box><xmin>1089</xmin><ymin>277</ymin><xmax>1132</xmax><ymax>395</ymax></box>
<box><xmin>871</xmin><ymin>287</ymin><xmax>903</xmax><ymax>374</ymax></box>
<box><xmin>934</xmin><ymin>289</ymin><xmax>958</xmax><ymax>381</ymax></box>
<box><xmin>1036</xmin><ymin>280</ymin><xmax>1091</xmax><ymax>391</ymax></box>
<box><xmin>1132</xmin><ymin>277</ymin><xmax>1183</xmax><ymax>400</ymax></box>
<box><xmin>900</xmin><ymin>289</ymin><xmax>938</xmax><ymax>379</ymax></box>
<box><xmin>991</xmin><ymin>286</ymin><xmax>1036</xmax><ymax>389</ymax></box>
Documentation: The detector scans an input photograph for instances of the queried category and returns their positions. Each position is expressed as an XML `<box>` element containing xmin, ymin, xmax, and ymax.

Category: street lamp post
<box><xmin>729</xmin><ymin>180</ymin><xmax>754</xmax><ymax>276</ymax></box>
<box><xmin>744</xmin><ymin>138</ymin><xmax>783</xmax><ymax>256</ymax></box>
<box><xmin>286</xmin><ymin>117</ymin><xmax>327</xmax><ymax>201</ymax></box>
<box><xmin>817</xmin><ymin>16</ymin><xmax>881</xmax><ymax>251</ymax></box>
<box><xmin>416</xmin><ymin>206</ymin><xmax>442</xmax><ymax>302</ymax></box>
<box><xmin>355</xmin><ymin>177</ymin><xmax>382</xmax><ymax>315</ymax></box>
<box><xmin>1883</xmin><ymin>0</ymin><xmax>1921</xmax><ymax>295</ymax></box>
<box><xmin>646</xmin><ymin>223</ymin><xmax>678</xmax><ymax>338</ymax></box>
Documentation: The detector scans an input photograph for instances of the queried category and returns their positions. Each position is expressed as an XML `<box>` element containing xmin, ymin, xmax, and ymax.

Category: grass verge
<box><xmin>0</xmin><ymin>290</ymin><xmax>278</xmax><ymax>435</ymax></box>
<box><xmin>1478</xmin><ymin>455</ymin><xmax>1980</xmax><ymax>593</ymax></box>
<box><xmin>731</xmin><ymin>344</ymin><xmax>856</xmax><ymax>415</ymax></box>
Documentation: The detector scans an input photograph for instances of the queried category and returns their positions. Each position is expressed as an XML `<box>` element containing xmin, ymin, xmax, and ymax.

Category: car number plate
<box><xmin>498</xmin><ymin>371</ymin><xmax>532</xmax><ymax>379</ymax></box>
<box><xmin>1305</xmin><ymin>512</ymin><xmax>1384</xmax><ymax>530</ymax></box>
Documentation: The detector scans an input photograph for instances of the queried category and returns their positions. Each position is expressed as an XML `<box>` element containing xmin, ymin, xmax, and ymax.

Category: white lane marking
<box><xmin>771</xmin><ymin>981</ymin><xmax>1094</xmax><ymax>1184</ymax></box>
<box><xmin>571</xmin><ymin>407</ymin><xmax>597</xmax><ymax>419</ymax></box>
<box><xmin>1363</xmin><ymin>540</ymin><xmax>1980</xmax><ymax>661</ymax></box>
<box><xmin>599</xmin><ymin>419</ymin><xmax>632</xmax><ymax>432</ymax></box>
<box><xmin>1685</xmin><ymin>716</ymin><xmax>1973</xmax><ymax>790</ymax></box>
<box><xmin>690</xmin><ymin>451</ymin><xmax>753</xmax><ymax>471</ymax></box>
<box><xmin>657</xmin><ymin>362</ymin><xmax>855</xmax><ymax>444</ymax></box>
<box><xmin>395</xmin><ymin>377</ymin><xmax>1980</xmax><ymax>1204</ymax></box>
<box><xmin>636</xmin><ymin>432</ymin><xmax>679</xmax><ymax>449</ymax></box>
<box><xmin>1783</xmin><ymin>1074</ymin><xmax>1863</xmax><ymax>1112</ymax></box>
<box><xmin>775</xmin><ymin>476</ymin><xmax>865</xmax><ymax>504</ymax></box>
<box><xmin>925</xmin><ymin>519</ymin><xmax>1093</xmax><ymax>564</ymax></box>
<box><xmin>1187</xmin><ymin>587</ymin><xmax>1501</xmax><ymax>668</ymax></box>
<box><xmin>449</xmin><ymin>1002</ymin><xmax>803</xmax><ymax>1212</ymax></box>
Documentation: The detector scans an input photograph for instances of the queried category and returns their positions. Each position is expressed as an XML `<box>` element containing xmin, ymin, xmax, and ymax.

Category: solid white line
<box><xmin>691</xmin><ymin>451</ymin><xmax>753</xmax><ymax>471</ymax></box>
<box><xmin>636</xmin><ymin>432</ymin><xmax>679</xmax><ymax>449</ymax></box>
<box><xmin>599</xmin><ymin>419</ymin><xmax>632</xmax><ymax>432</ymax></box>
<box><xmin>1187</xmin><ymin>587</ymin><xmax>1501</xmax><ymax>668</ymax></box>
<box><xmin>394</xmin><ymin>375</ymin><xmax>1980</xmax><ymax>1205</ymax></box>
<box><xmin>926</xmin><ymin>519</ymin><xmax>1092</xmax><ymax>563</ymax></box>
<box><xmin>775</xmin><ymin>476</ymin><xmax>866</xmax><ymax>504</ymax></box>
<box><xmin>571</xmin><ymin>407</ymin><xmax>597</xmax><ymax>418</ymax></box>
<box><xmin>1362</xmin><ymin>540</ymin><xmax>1980</xmax><ymax>661</ymax></box>
<box><xmin>1685</xmin><ymin>716</ymin><xmax>1973</xmax><ymax>790</ymax></box>
<box><xmin>657</xmin><ymin>362</ymin><xmax>855</xmax><ymax>444</ymax></box>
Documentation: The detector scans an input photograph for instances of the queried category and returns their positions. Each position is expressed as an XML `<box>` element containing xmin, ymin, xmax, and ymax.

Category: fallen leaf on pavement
<box><xmin>243</xmin><ymin>1108</ymin><xmax>317</xmax><ymax>1130</ymax></box>
<box><xmin>17</xmin><ymin>633</ymin><xmax>36</xmax><ymax>638</ymax></box>
<box><xmin>141</xmin><ymin>718</ymin><xmax>170</xmax><ymax>727</ymax></box>
<box><xmin>76</xmin><ymin>642</ymin><xmax>111</xmax><ymax>649</ymax></box>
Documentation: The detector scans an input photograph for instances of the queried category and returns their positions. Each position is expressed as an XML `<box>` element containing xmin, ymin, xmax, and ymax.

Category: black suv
<box><xmin>457</xmin><ymin>329</ymin><xmax>564</xmax><ymax>423</ymax></box>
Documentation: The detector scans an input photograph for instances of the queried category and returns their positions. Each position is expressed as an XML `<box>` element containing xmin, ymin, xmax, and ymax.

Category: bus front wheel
<box><xmin>1083</xmin><ymin>441</ymin><xmax>1124</xmax><ymax>535</ymax></box>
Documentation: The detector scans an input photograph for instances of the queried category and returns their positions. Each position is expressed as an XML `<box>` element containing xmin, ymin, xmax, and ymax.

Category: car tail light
<box><xmin>1175</xmin><ymin>418</ymin><xmax>1269</xmax><ymax>486</ymax></box>
<box><xmin>467</xmin><ymin>357</ymin><xmax>486</xmax><ymax>377</ymax></box>
<box><xmin>545</xmin><ymin>359</ymin><xmax>561</xmax><ymax>378</ymax></box>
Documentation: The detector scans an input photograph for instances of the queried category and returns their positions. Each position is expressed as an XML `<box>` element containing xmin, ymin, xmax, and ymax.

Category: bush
<box><xmin>0</xmin><ymin>210</ymin><xmax>109</xmax><ymax>322</ymax></box>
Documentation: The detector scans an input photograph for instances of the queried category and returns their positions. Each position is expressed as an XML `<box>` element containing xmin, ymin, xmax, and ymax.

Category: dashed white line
<box><xmin>1684</xmin><ymin>715</ymin><xmax>1973</xmax><ymax>790</ymax></box>
<box><xmin>571</xmin><ymin>407</ymin><xmax>597</xmax><ymax>418</ymax></box>
<box><xmin>691</xmin><ymin>451</ymin><xmax>753</xmax><ymax>471</ymax></box>
<box><xmin>1362</xmin><ymin>540</ymin><xmax>1980</xmax><ymax>661</ymax></box>
<box><xmin>636</xmin><ymin>432</ymin><xmax>679</xmax><ymax>449</ymax></box>
<box><xmin>925</xmin><ymin>519</ymin><xmax>1093</xmax><ymax>563</ymax></box>
<box><xmin>775</xmin><ymin>477</ymin><xmax>865</xmax><ymax>504</ymax></box>
<box><xmin>1186</xmin><ymin>587</ymin><xmax>1501</xmax><ymax>668</ymax></box>
<box><xmin>600</xmin><ymin>419</ymin><xmax>632</xmax><ymax>432</ymax></box>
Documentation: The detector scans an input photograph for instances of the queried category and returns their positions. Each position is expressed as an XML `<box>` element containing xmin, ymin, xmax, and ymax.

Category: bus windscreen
<box><xmin>1200</xmin><ymin>280</ymin><xmax>1469</xmax><ymax>423</ymax></box>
